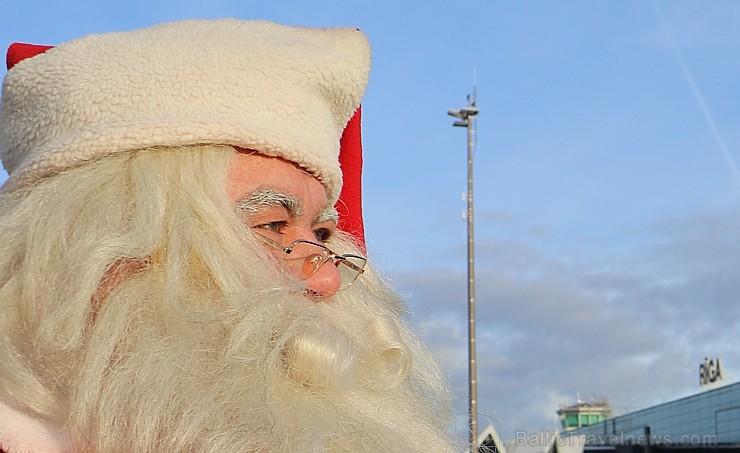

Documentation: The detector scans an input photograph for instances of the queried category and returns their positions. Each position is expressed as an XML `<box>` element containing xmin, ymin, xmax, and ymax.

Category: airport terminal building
<box><xmin>483</xmin><ymin>377</ymin><xmax>740</xmax><ymax>453</ymax></box>
<box><xmin>561</xmin><ymin>379</ymin><xmax>740</xmax><ymax>452</ymax></box>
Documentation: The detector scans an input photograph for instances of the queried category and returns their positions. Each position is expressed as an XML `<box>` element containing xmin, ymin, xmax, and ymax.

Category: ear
<box><xmin>336</xmin><ymin>107</ymin><xmax>365</xmax><ymax>250</ymax></box>
<box><xmin>6</xmin><ymin>42</ymin><xmax>54</xmax><ymax>70</ymax></box>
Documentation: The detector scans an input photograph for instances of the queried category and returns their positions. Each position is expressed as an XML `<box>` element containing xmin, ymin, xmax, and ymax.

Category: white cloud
<box><xmin>397</xmin><ymin>204</ymin><xmax>740</xmax><ymax>442</ymax></box>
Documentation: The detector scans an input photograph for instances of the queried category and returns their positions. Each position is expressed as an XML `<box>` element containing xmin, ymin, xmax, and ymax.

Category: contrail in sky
<box><xmin>651</xmin><ymin>0</ymin><xmax>740</xmax><ymax>192</ymax></box>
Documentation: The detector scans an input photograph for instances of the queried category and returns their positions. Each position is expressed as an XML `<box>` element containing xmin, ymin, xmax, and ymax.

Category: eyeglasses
<box><xmin>255</xmin><ymin>235</ymin><xmax>367</xmax><ymax>291</ymax></box>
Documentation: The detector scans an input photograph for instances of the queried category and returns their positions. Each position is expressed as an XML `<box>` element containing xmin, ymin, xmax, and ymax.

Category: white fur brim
<box><xmin>0</xmin><ymin>19</ymin><xmax>371</xmax><ymax>201</ymax></box>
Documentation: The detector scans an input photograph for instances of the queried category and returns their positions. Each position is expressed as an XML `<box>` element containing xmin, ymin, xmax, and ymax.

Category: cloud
<box><xmin>395</xmin><ymin>203</ymin><xmax>740</xmax><ymax>442</ymax></box>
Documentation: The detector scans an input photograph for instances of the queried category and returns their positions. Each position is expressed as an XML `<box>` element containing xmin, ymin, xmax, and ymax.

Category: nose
<box><xmin>303</xmin><ymin>258</ymin><xmax>341</xmax><ymax>299</ymax></box>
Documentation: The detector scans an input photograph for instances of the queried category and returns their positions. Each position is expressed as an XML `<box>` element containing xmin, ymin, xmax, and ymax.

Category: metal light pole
<box><xmin>448</xmin><ymin>93</ymin><xmax>479</xmax><ymax>453</ymax></box>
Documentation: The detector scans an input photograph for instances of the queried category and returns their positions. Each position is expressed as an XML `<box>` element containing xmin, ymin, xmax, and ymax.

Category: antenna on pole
<box><xmin>472</xmin><ymin>67</ymin><xmax>478</xmax><ymax>99</ymax></box>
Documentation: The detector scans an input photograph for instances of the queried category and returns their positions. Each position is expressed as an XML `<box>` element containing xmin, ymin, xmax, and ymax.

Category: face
<box><xmin>227</xmin><ymin>151</ymin><xmax>341</xmax><ymax>298</ymax></box>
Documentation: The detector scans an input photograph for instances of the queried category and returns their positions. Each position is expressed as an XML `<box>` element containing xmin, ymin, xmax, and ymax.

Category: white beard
<box><xmin>0</xmin><ymin>147</ymin><xmax>455</xmax><ymax>452</ymax></box>
<box><xmin>66</xmin><ymin>269</ymin><xmax>454</xmax><ymax>452</ymax></box>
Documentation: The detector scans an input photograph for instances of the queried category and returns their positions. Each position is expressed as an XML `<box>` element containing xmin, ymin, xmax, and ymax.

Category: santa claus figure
<box><xmin>0</xmin><ymin>19</ymin><xmax>454</xmax><ymax>452</ymax></box>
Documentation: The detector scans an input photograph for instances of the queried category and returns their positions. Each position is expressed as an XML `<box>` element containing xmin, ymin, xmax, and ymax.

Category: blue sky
<box><xmin>3</xmin><ymin>0</ymin><xmax>740</xmax><ymax>445</ymax></box>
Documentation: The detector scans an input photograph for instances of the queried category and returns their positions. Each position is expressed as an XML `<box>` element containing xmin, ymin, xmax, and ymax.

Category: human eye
<box><xmin>313</xmin><ymin>226</ymin><xmax>334</xmax><ymax>243</ymax></box>
<box><xmin>242</xmin><ymin>204</ymin><xmax>291</xmax><ymax>239</ymax></box>
<box><xmin>253</xmin><ymin>220</ymin><xmax>288</xmax><ymax>235</ymax></box>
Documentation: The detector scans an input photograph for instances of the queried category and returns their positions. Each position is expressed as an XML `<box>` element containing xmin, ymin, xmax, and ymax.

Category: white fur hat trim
<box><xmin>0</xmin><ymin>19</ymin><xmax>371</xmax><ymax>201</ymax></box>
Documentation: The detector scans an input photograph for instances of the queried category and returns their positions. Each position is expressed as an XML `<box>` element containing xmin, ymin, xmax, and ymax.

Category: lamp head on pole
<box><xmin>447</xmin><ymin>107</ymin><xmax>479</xmax><ymax>119</ymax></box>
<box><xmin>448</xmin><ymin>104</ymin><xmax>479</xmax><ymax>127</ymax></box>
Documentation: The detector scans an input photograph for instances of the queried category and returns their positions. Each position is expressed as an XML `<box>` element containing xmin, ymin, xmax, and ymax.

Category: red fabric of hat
<box><xmin>336</xmin><ymin>108</ymin><xmax>365</xmax><ymax>250</ymax></box>
<box><xmin>6</xmin><ymin>42</ymin><xmax>53</xmax><ymax>70</ymax></box>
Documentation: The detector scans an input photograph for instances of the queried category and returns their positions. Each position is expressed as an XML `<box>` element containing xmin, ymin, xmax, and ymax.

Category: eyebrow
<box><xmin>236</xmin><ymin>189</ymin><xmax>304</xmax><ymax>217</ymax></box>
<box><xmin>235</xmin><ymin>188</ymin><xmax>338</xmax><ymax>225</ymax></box>
<box><xmin>316</xmin><ymin>206</ymin><xmax>339</xmax><ymax>225</ymax></box>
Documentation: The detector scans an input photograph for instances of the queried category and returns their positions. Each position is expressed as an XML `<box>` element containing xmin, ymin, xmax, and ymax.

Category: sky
<box><xmin>2</xmin><ymin>0</ymin><xmax>740</xmax><ymax>446</ymax></box>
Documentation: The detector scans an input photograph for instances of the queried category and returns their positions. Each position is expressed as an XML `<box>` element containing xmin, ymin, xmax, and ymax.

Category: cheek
<box><xmin>262</xmin><ymin>247</ymin><xmax>284</xmax><ymax>266</ymax></box>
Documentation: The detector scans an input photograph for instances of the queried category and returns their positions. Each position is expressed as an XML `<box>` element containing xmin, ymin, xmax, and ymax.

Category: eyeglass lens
<box><xmin>284</xmin><ymin>241</ymin><xmax>365</xmax><ymax>290</ymax></box>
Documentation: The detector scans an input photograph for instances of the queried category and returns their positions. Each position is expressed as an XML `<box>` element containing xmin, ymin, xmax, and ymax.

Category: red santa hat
<box><xmin>2</xmin><ymin>20</ymin><xmax>367</xmax><ymax>246</ymax></box>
